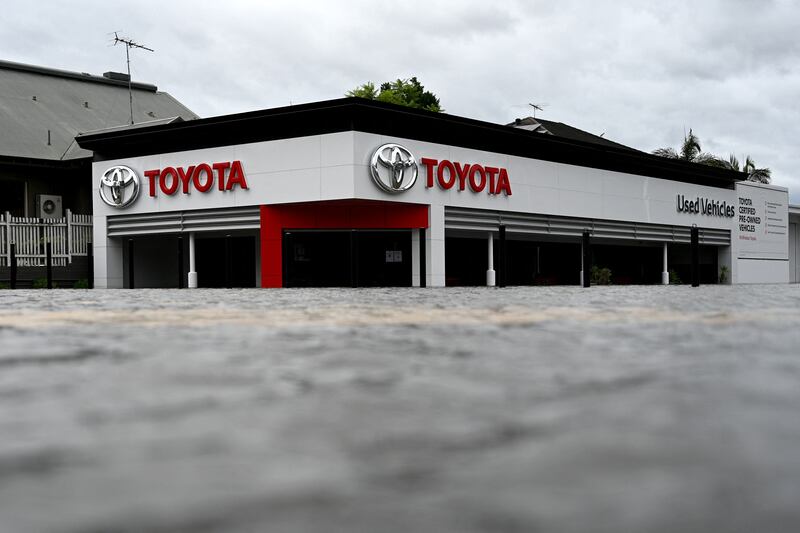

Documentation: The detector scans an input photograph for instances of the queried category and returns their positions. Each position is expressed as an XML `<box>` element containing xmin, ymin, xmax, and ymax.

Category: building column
<box><xmin>662</xmin><ymin>242</ymin><xmax>669</xmax><ymax>285</ymax></box>
<box><xmin>487</xmin><ymin>232</ymin><xmax>496</xmax><ymax>286</ymax></box>
<box><xmin>93</xmin><ymin>214</ymin><xmax>123</xmax><ymax>288</ymax></box>
<box><xmin>498</xmin><ymin>225</ymin><xmax>507</xmax><ymax>288</ymax></box>
<box><xmin>127</xmin><ymin>238</ymin><xmax>135</xmax><ymax>289</ymax></box>
<box><xmin>188</xmin><ymin>232</ymin><xmax>198</xmax><ymax>288</ymax></box>
<box><xmin>411</xmin><ymin>229</ymin><xmax>421</xmax><ymax>287</ymax></box>
<box><xmin>428</xmin><ymin>205</ymin><xmax>446</xmax><ymax>287</ymax></box>
<box><xmin>582</xmin><ymin>230</ymin><xmax>591</xmax><ymax>288</ymax></box>
<box><xmin>418</xmin><ymin>228</ymin><xmax>427</xmax><ymax>288</ymax></box>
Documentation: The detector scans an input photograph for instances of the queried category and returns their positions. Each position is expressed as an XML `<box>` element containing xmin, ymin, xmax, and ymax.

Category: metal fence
<box><xmin>1</xmin><ymin>211</ymin><xmax>92</xmax><ymax>267</ymax></box>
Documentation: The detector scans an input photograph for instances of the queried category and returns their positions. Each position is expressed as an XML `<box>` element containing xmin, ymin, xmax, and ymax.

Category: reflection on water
<box><xmin>0</xmin><ymin>285</ymin><xmax>799</xmax><ymax>533</ymax></box>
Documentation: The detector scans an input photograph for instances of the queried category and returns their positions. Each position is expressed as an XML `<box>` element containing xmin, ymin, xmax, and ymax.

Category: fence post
<box><xmin>9</xmin><ymin>242</ymin><xmax>16</xmax><ymax>289</ymax></box>
<box><xmin>4</xmin><ymin>212</ymin><xmax>10</xmax><ymax>267</ymax></box>
<box><xmin>66</xmin><ymin>209</ymin><xmax>73</xmax><ymax>264</ymax></box>
<box><xmin>46</xmin><ymin>241</ymin><xmax>53</xmax><ymax>289</ymax></box>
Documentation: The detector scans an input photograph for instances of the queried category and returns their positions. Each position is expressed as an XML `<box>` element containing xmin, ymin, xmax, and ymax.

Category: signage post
<box><xmin>582</xmin><ymin>231</ymin><xmax>591</xmax><ymax>288</ymax></box>
<box><xmin>691</xmin><ymin>225</ymin><xmax>699</xmax><ymax>287</ymax></box>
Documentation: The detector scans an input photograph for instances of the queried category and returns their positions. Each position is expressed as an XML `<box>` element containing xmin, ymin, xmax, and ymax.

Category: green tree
<box><xmin>347</xmin><ymin>77</ymin><xmax>443</xmax><ymax>112</ymax></box>
<box><xmin>652</xmin><ymin>129</ymin><xmax>726</xmax><ymax>167</ymax></box>
<box><xmin>726</xmin><ymin>154</ymin><xmax>772</xmax><ymax>184</ymax></box>
<box><xmin>653</xmin><ymin>130</ymin><xmax>772</xmax><ymax>183</ymax></box>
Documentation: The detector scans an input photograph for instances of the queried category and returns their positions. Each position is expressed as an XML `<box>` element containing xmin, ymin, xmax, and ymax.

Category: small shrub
<box><xmin>32</xmin><ymin>278</ymin><xmax>57</xmax><ymax>289</ymax></box>
<box><xmin>73</xmin><ymin>279</ymin><xmax>89</xmax><ymax>289</ymax></box>
<box><xmin>0</xmin><ymin>282</ymin><xmax>9</xmax><ymax>290</ymax></box>
<box><xmin>590</xmin><ymin>265</ymin><xmax>612</xmax><ymax>285</ymax></box>
<box><xmin>718</xmin><ymin>265</ymin><xmax>729</xmax><ymax>284</ymax></box>
<box><xmin>669</xmin><ymin>269</ymin><xmax>682</xmax><ymax>284</ymax></box>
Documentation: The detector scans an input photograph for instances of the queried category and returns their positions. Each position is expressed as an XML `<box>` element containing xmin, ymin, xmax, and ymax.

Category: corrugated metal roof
<box><xmin>0</xmin><ymin>59</ymin><xmax>198</xmax><ymax>161</ymax></box>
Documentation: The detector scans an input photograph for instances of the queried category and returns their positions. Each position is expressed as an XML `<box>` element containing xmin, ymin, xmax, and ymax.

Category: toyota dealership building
<box><xmin>76</xmin><ymin>98</ymin><xmax>795</xmax><ymax>288</ymax></box>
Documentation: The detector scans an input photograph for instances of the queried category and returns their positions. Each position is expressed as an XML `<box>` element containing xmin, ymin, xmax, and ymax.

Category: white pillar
<box><xmin>428</xmin><ymin>205</ymin><xmax>446</xmax><ymax>287</ymax></box>
<box><xmin>486</xmin><ymin>233</ymin><xmax>496</xmax><ymax>286</ymax></box>
<box><xmin>579</xmin><ymin>241</ymin><xmax>584</xmax><ymax>285</ymax></box>
<box><xmin>411</xmin><ymin>229</ymin><xmax>421</xmax><ymax>287</ymax></box>
<box><xmin>662</xmin><ymin>242</ymin><xmax>669</xmax><ymax>285</ymax></box>
<box><xmin>188</xmin><ymin>232</ymin><xmax>198</xmax><ymax>288</ymax></box>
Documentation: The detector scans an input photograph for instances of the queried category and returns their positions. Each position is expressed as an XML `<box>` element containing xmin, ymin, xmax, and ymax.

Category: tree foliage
<box><xmin>653</xmin><ymin>129</ymin><xmax>771</xmax><ymax>183</ymax></box>
<box><xmin>726</xmin><ymin>154</ymin><xmax>772</xmax><ymax>184</ymax></box>
<box><xmin>347</xmin><ymin>77</ymin><xmax>442</xmax><ymax>112</ymax></box>
<box><xmin>652</xmin><ymin>129</ymin><xmax>726</xmax><ymax>167</ymax></box>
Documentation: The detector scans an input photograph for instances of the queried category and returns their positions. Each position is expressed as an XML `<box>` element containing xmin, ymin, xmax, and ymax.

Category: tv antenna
<box><xmin>112</xmin><ymin>32</ymin><xmax>154</xmax><ymax>125</ymax></box>
<box><xmin>528</xmin><ymin>102</ymin><xmax>548</xmax><ymax>118</ymax></box>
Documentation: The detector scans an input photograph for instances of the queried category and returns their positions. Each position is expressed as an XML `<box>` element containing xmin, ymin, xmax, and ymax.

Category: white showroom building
<box><xmin>75</xmin><ymin>98</ymin><xmax>793</xmax><ymax>288</ymax></box>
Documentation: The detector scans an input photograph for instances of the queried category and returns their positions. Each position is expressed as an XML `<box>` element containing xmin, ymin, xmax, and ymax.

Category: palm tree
<box><xmin>726</xmin><ymin>154</ymin><xmax>771</xmax><ymax>184</ymax></box>
<box><xmin>652</xmin><ymin>129</ymin><xmax>727</xmax><ymax>168</ymax></box>
<box><xmin>654</xmin><ymin>130</ymin><xmax>772</xmax><ymax>183</ymax></box>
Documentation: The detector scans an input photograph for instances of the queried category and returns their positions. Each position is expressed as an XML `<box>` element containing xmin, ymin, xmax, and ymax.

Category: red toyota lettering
<box><xmin>193</xmin><ymin>164</ymin><xmax>214</xmax><ymax>192</ymax></box>
<box><xmin>422</xmin><ymin>159</ymin><xmax>511</xmax><ymax>196</ymax></box>
<box><xmin>144</xmin><ymin>169</ymin><xmax>160</xmax><ymax>197</ymax></box>
<box><xmin>142</xmin><ymin>160</ymin><xmax>248</xmax><ymax>198</ymax></box>
<box><xmin>226</xmin><ymin>160</ymin><xmax>248</xmax><ymax>191</ymax></box>
<box><xmin>177</xmin><ymin>165</ymin><xmax>195</xmax><ymax>194</ymax></box>
<box><xmin>159</xmin><ymin>167</ymin><xmax>180</xmax><ymax>195</ymax></box>
<box><xmin>421</xmin><ymin>157</ymin><xmax>438</xmax><ymax>188</ymax></box>
<box><xmin>213</xmin><ymin>162</ymin><xmax>231</xmax><ymax>191</ymax></box>
<box><xmin>469</xmin><ymin>164</ymin><xmax>486</xmax><ymax>192</ymax></box>
<box><xmin>437</xmin><ymin>160</ymin><xmax>456</xmax><ymax>189</ymax></box>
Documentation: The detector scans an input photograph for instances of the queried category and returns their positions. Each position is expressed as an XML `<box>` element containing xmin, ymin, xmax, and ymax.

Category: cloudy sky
<box><xmin>4</xmin><ymin>0</ymin><xmax>799</xmax><ymax>201</ymax></box>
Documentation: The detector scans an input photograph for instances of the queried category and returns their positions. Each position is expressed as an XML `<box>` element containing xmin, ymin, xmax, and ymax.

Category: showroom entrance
<box><xmin>195</xmin><ymin>235</ymin><xmax>257</xmax><ymax>288</ymax></box>
<box><xmin>283</xmin><ymin>230</ymin><xmax>412</xmax><ymax>287</ymax></box>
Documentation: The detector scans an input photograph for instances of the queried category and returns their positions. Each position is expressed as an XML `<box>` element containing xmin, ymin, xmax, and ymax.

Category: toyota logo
<box><xmin>99</xmin><ymin>165</ymin><xmax>140</xmax><ymax>208</ymax></box>
<box><xmin>370</xmin><ymin>144</ymin><xmax>418</xmax><ymax>193</ymax></box>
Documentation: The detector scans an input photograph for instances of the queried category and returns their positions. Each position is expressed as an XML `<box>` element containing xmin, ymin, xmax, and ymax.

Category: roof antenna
<box><xmin>528</xmin><ymin>102</ymin><xmax>548</xmax><ymax>118</ymax></box>
<box><xmin>112</xmin><ymin>32</ymin><xmax>154</xmax><ymax>125</ymax></box>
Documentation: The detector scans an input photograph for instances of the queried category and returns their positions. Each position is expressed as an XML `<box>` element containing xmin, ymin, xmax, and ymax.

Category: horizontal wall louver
<box><xmin>107</xmin><ymin>207</ymin><xmax>260</xmax><ymax>237</ymax></box>
<box><xmin>444</xmin><ymin>207</ymin><xmax>730</xmax><ymax>245</ymax></box>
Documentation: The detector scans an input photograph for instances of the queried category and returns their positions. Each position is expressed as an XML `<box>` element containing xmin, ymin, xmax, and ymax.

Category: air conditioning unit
<box><xmin>36</xmin><ymin>194</ymin><xmax>63</xmax><ymax>219</ymax></box>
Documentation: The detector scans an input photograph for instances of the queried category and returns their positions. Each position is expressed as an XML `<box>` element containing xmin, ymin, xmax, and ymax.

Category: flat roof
<box><xmin>76</xmin><ymin>97</ymin><xmax>747</xmax><ymax>190</ymax></box>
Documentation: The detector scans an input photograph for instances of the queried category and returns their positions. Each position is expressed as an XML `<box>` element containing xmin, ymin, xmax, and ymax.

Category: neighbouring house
<box><xmin>0</xmin><ymin>59</ymin><xmax>197</xmax><ymax>285</ymax></box>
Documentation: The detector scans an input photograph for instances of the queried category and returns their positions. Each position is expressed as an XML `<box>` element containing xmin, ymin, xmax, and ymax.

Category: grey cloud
<box><xmin>3</xmin><ymin>0</ymin><xmax>799</xmax><ymax>201</ymax></box>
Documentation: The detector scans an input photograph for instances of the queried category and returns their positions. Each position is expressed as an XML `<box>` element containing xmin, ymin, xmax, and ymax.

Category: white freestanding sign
<box><xmin>733</xmin><ymin>181</ymin><xmax>789</xmax><ymax>283</ymax></box>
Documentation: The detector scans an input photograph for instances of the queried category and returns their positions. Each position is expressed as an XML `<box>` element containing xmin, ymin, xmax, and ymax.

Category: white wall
<box><xmin>91</xmin><ymin>130</ymin><xmax>790</xmax><ymax>286</ymax></box>
<box><xmin>789</xmin><ymin>210</ymin><xmax>799</xmax><ymax>283</ymax></box>
<box><xmin>351</xmin><ymin>132</ymin><xmax>738</xmax><ymax>230</ymax></box>
<box><xmin>731</xmin><ymin>182</ymin><xmax>790</xmax><ymax>284</ymax></box>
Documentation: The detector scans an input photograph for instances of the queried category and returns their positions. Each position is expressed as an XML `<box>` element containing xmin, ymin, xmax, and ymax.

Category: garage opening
<box><xmin>590</xmin><ymin>243</ymin><xmax>663</xmax><ymax>285</ymax></box>
<box><xmin>445</xmin><ymin>235</ymin><xmax>581</xmax><ymax>286</ymax></box>
<box><xmin>662</xmin><ymin>244</ymin><xmax>719</xmax><ymax>285</ymax></box>
<box><xmin>196</xmin><ymin>235</ymin><xmax>257</xmax><ymax>288</ymax></box>
<box><xmin>283</xmin><ymin>230</ymin><xmax>411</xmax><ymax>288</ymax></box>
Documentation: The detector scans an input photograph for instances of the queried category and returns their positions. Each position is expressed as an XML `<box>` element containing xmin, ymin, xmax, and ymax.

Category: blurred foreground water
<box><xmin>1</xmin><ymin>285</ymin><xmax>799</xmax><ymax>533</ymax></box>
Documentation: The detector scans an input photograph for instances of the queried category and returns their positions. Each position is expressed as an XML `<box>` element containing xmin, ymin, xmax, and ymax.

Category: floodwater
<box><xmin>1</xmin><ymin>285</ymin><xmax>799</xmax><ymax>533</ymax></box>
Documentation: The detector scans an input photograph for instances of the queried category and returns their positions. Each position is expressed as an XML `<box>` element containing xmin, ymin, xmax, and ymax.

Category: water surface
<box><xmin>1</xmin><ymin>285</ymin><xmax>799</xmax><ymax>532</ymax></box>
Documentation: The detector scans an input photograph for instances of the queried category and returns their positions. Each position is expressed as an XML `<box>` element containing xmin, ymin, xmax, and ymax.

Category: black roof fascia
<box><xmin>76</xmin><ymin>98</ymin><xmax>746</xmax><ymax>189</ymax></box>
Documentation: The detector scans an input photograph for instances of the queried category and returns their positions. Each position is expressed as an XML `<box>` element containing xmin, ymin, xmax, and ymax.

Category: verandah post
<box><xmin>10</xmin><ymin>242</ymin><xmax>17</xmax><ymax>289</ymax></box>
